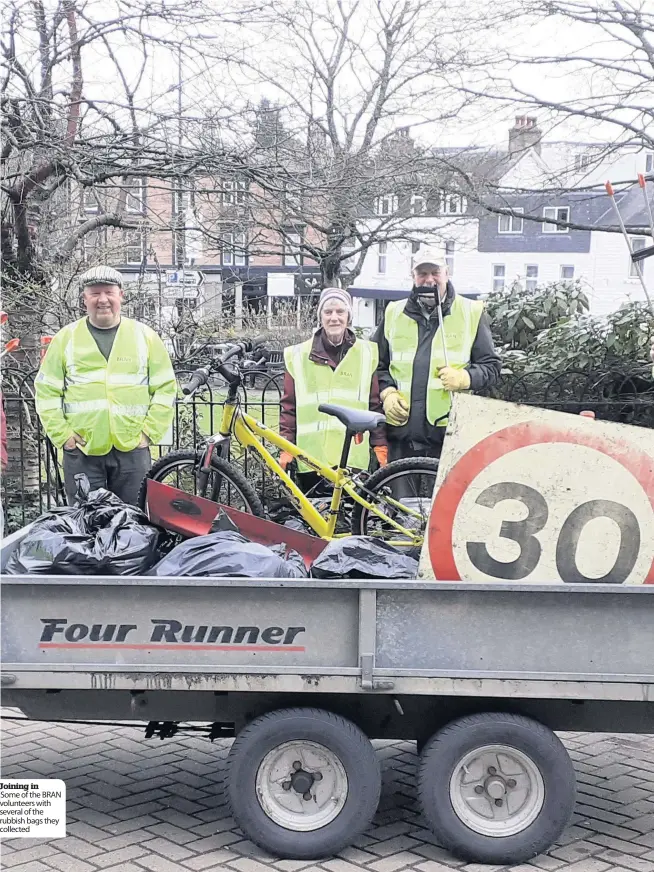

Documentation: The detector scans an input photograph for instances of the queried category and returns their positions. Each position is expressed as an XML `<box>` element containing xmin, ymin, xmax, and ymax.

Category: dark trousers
<box><xmin>388</xmin><ymin>432</ymin><xmax>444</xmax><ymax>463</ymax></box>
<box><xmin>63</xmin><ymin>446</ymin><xmax>151</xmax><ymax>506</ymax></box>
<box><xmin>387</xmin><ymin>435</ymin><xmax>443</xmax><ymax>500</ymax></box>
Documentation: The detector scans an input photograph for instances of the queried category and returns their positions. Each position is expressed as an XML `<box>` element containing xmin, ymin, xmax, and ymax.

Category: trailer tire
<box><xmin>418</xmin><ymin>712</ymin><xmax>576</xmax><ymax>865</ymax></box>
<box><xmin>226</xmin><ymin>707</ymin><xmax>381</xmax><ymax>859</ymax></box>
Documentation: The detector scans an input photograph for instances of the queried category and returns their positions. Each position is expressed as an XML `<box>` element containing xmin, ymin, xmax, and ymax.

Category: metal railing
<box><xmin>1</xmin><ymin>366</ymin><xmax>652</xmax><ymax>532</ymax></box>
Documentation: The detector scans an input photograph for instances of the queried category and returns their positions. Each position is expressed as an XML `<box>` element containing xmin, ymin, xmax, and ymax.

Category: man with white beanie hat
<box><xmin>281</xmin><ymin>286</ymin><xmax>387</xmax><ymax>491</ymax></box>
<box><xmin>373</xmin><ymin>249</ymin><xmax>501</xmax><ymax>461</ymax></box>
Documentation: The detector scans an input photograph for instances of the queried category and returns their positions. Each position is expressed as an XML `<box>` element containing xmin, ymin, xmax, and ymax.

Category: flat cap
<box><xmin>79</xmin><ymin>266</ymin><xmax>123</xmax><ymax>289</ymax></box>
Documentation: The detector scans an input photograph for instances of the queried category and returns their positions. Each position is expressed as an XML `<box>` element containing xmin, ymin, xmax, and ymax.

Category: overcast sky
<box><xmin>12</xmin><ymin>0</ymin><xmax>649</xmax><ymax>154</ymax></box>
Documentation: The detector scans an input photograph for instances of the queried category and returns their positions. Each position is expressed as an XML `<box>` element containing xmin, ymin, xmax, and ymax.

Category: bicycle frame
<box><xmin>206</xmin><ymin>398</ymin><xmax>424</xmax><ymax>545</ymax></box>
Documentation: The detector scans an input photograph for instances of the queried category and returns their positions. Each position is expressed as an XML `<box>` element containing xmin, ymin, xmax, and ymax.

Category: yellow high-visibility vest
<box><xmin>284</xmin><ymin>337</ymin><xmax>378</xmax><ymax>471</ymax></box>
<box><xmin>384</xmin><ymin>295</ymin><xmax>483</xmax><ymax>426</ymax></box>
<box><xmin>35</xmin><ymin>317</ymin><xmax>176</xmax><ymax>454</ymax></box>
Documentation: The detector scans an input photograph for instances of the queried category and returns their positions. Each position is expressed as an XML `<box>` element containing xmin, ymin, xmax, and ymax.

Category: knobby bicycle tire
<box><xmin>138</xmin><ymin>448</ymin><xmax>265</xmax><ymax>517</ymax></box>
<box><xmin>350</xmin><ymin>456</ymin><xmax>440</xmax><ymax>541</ymax></box>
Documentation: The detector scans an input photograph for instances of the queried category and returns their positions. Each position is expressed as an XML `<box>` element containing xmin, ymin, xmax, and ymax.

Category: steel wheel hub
<box><xmin>449</xmin><ymin>744</ymin><xmax>545</xmax><ymax>837</ymax></box>
<box><xmin>256</xmin><ymin>740</ymin><xmax>348</xmax><ymax>832</ymax></box>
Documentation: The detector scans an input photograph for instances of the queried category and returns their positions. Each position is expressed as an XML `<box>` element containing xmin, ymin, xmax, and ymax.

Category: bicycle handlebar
<box><xmin>181</xmin><ymin>367</ymin><xmax>210</xmax><ymax>395</ymax></box>
<box><xmin>180</xmin><ymin>340</ymin><xmax>266</xmax><ymax>395</ymax></box>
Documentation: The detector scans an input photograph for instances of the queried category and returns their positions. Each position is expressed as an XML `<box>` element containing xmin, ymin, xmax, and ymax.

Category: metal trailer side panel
<box><xmin>2</xmin><ymin>577</ymin><xmax>654</xmax><ymax>709</ymax></box>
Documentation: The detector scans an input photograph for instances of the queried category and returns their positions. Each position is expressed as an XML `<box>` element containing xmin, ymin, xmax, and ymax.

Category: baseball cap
<box><xmin>412</xmin><ymin>248</ymin><xmax>442</xmax><ymax>270</ymax></box>
<box><xmin>79</xmin><ymin>266</ymin><xmax>123</xmax><ymax>289</ymax></box>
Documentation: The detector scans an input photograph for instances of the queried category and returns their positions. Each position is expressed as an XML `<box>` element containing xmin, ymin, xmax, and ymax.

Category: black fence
<box><xmin>2</xmin><ymin>365</ymin><xmax>653</xmax><ymax>533</ymax></box>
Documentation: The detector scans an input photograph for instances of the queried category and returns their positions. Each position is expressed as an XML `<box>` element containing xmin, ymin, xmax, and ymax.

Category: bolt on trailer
<box><xmin>2</xmin><ymin>395</ymin><xmax>654</xmax><ymax>864</ymax></box>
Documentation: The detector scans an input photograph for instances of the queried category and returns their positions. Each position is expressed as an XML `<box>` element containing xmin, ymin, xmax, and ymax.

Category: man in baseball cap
<box><xmin>35</xmin><ymin>266</ymin><xmax>176</xmax><ymax>505</ymax></box>
<box><xmin>373</xmin><ymin>247</ymin><xmax>501</xmax><ymax>461</ymax></box>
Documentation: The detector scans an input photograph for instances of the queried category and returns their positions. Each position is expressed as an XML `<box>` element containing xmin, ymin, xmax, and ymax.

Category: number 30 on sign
<box><xmin>420</xmin><ymin>395</ymin><xmax>654</xmax><ymax>585</ymax></box>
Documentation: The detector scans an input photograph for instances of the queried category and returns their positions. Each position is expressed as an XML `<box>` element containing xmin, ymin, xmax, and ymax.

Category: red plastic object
<box><xmin>4</xmin><ymin>338</ymin><xmax>19</xmax><ymax>353</ymax></box>
<box><xmin>145</xmin><ymin>479</ymin><xmax>328</xmax><ymax>568</ymax></box>
<box><xmin>40</xmin><ymin>335</ymin><xmax>53</xmax><ymax>360</ymax></box>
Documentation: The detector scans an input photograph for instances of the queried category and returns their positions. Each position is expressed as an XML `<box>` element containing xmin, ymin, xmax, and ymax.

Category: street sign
<box><xmin>418</xmin><ymin>394</ymin><xmax>654</xmax><ymax>584</ymax></box>
<box><xmin>267</xmin><ymin>273</ymin><xmax>295</xmax><ymax>298</ymax></box>
<box><xmin>165</xmin><ymin>270</ymin><xmax>204</xmax><ymax>287</ymax></box>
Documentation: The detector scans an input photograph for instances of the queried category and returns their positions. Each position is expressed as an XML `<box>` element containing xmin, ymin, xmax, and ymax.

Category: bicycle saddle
<box><xmin>318</xmin><ymin>403</ymin><xmax>386</xmax><ymax>432</ymax></box>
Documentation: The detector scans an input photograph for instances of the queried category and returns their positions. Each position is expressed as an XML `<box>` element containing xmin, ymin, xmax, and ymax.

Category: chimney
<box><xmin>508</xmin><ymin>116</ymin><xmax>542</xmax><ymax>156</ymax></box>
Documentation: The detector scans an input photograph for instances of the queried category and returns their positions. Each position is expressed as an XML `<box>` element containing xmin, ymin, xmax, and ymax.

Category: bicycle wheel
<box><xmin>138</xmin><ymin>449</ymin><xmax>264</xmax><ymax>517</ymax></box>
<box><xmin>351</xmin><ymin>457</ymin><xmax>440</xmax><ymax>548</ymax></box>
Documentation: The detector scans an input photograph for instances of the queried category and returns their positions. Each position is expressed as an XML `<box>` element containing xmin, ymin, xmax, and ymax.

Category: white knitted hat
<box><xmin>317</xmin><ymin>287</ymin><xmax>353</xmax><ymax>324</ymax></box>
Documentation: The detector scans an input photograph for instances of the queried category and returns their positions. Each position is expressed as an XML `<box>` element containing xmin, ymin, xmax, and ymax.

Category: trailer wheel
<box><xmin>418</xmin><ymin>712</ymin><xmax>576</xmax><ymax>865</ymax></box>
<box><xmin>226</xmin><ymin>708</ymin><xmax>381</xmax><ymax>859</ymax></box>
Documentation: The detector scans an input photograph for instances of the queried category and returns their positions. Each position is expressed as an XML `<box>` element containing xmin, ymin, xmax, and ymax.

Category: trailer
<box><xmin>2</xmin><ymin>396</ymin><xmax>653</xmax><ymax>864</ymax></box>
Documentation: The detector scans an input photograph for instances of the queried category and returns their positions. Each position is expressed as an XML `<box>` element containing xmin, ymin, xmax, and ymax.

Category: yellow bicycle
<box><xmin>139</xmin><ymin>342</ymin><xmax>439</xmax><ymax>549</ymax></box>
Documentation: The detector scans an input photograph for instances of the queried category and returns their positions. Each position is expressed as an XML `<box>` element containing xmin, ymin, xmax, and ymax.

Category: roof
<box><xmin>594</xmin><ymin>182</ymin><xmax>654</xmax><ymax>230</ymax></box>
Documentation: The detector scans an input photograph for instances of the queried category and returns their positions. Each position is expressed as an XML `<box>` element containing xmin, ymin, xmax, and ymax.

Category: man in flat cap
<box><xmin>35</xmin><ymin>266</ymin><xmax>176</xmax><ymax>505</ymax></box>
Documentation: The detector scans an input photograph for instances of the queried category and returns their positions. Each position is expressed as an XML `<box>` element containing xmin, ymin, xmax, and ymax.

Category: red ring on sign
<box><xmin>429</xmin><ymin>420</ymin><xmax>654</xmax><ymax>583</ymax></box>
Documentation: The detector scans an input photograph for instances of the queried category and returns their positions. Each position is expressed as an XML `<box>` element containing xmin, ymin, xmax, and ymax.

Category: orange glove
<box><xmin>374</xmin><ymin>446</ymin><xmax>388</xmax><ymax>467</ymax></box>
<box><xmin>279</xmin><ymin>451</ymin><xmax>294</xmax><ymax>471</ymax></box>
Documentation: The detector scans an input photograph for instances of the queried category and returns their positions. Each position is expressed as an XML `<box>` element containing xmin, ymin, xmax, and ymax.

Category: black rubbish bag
<box><xmin>5</xmin><ymin>474</ymin><xmax>173</xmax><ymax>576</ymax></box>
<box><xmin>151</xmin><ymin>530</ymin><xmax>307</xmax><ymax>578</ymax></box>
<box><xmin>310</xmin><ymin>536</ymin><xmax>419</xmax><ymax>579</ymax></box>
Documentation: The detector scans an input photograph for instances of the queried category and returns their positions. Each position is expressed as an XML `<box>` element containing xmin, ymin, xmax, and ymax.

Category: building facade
<box><xmin>351</xmin><ymin>119</ymin><xmax>653</xmax><ymax>331</ymax></box>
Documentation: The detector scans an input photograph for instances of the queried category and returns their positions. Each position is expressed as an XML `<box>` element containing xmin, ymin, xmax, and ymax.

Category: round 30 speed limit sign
<box><xmin>420</xmin><ymin>396</ymin><xmax>654</xmax><ymax>585</ymax></box>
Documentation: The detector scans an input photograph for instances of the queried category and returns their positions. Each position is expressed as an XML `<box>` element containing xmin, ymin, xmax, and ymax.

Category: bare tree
<box><xmin>193</xmin><ymin>0</ymin><xmax>503</xmax><ymax>288</ymax></box>
<box><xmin>0</xmin><ymin>0</ymin><xmax>267</xmax><ymax>340</ymax></box>
<box><xmin>452</xmin><ymin>0</ymin><xmax>654</xmax><ymax>233</ymax></box>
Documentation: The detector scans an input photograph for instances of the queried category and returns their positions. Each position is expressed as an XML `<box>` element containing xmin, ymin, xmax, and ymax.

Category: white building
<box><xmin>350</xmin><ymin>119</ymin><xmax>653</xmax><ymax>332</ymax></box>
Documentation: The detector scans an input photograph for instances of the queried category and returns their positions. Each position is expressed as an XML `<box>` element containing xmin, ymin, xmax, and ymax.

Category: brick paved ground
<box><xmin>2</xmin><ymin>710</ymin><xmax>654</xmax><ymax>872</ymax></box>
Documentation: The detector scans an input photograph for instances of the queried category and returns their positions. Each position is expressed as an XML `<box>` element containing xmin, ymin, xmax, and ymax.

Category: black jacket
<box><xmin>372</xmin><ymin>283</ymin><xmax>502</xmax><ymax>448</ymax></box>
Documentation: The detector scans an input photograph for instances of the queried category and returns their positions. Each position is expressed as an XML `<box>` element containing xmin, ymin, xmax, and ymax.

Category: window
<box><xmin>411</xmin><ymin>193</ymin><xmax>426</xmax><ymax>215</ymax></box>
<box><xmin>124</xmin><ymin>230</ymin><xmax>145</xmax><ymax>264</ymax></box>
<box><xmin>445</xmin><ymin>240</ymin><xmax>455</xmax><ymax>276</ymax></box>
<box><xmin>525</xmin><ymin>264</ymin><xmax>538</xmax><ymax>291</ymax></box>
<box><xmin>82</xmin><ymin>188</ymin><xmax>99</xmax><ymax>214</ymax></box>
<box><xmin>378</xmin><ymin>241</ymin><xmax>387</xmax><ymax>274</ymax></box>
<box><xmin>560</xmin><ymin>265</ymin><xmax>575</xmax><ymax>280</ymax></box>
<box><xmin>629</xmin><ymin>237</ymin><xmax>647</xmax><ymax>278</ymax></box>
<box><xmin>542</xmin><ymin>206</ymin><xmax>570</xmax><ymax>233</ymax></box>
<box><xmin>234</xmin><ymin>231</ymin><xmax>247</xmax><ymax>266</ymax></box>
<box><xmin>498</xmin><ymin>209</ymin><xmax>524</xmax><ymax>234</ymax></box>
<box><xmin>574</xmin><ymin>154</ymin><xmax>592</xmax><ymax>171</ymax></box>
<box><xmin>411</xmin><ymin>240</ymin><xmax>420</xmax><ymax>255</ymax></box>
<box><xmin>222</xmin><ymin>178</ymin><xmax>247</xmax><ymax>206</ymax></box>
<box><xmin>441</xmin><ymin>193</ymin><xmax>467</xmax><ymax>215</ymax></box>
<box><xmin>646</xmin><ymin>153</ymin><xmax>653</xmax><ymax>173</ymax></box>
<box><xmin>222</xmin><ymin>231</ymin><xmax>247</xmax><ymax>266</ymax></box>
<box><xmin>283</xmin><ymin>231</ymin><xmax>302</xmax><ymax>266</ymax></box>
<box><xmin>125</xmin><ymin>178</ymin><xmax>146</xmax><ymax>214</ymax></box>
<box><xmin>492</xmin><ymin>264</ymin><xmax>505</xmax><ymax>292</ymax></box>
<box><xmin>375</xmin><ymin>194</ymin><xmax>398</xmax><ymax>216</ymax></box>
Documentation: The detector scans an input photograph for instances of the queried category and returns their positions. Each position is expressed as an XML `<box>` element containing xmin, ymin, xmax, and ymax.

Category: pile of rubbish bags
<box><xmin>149</xmin><ymin>532</ymin><xmax>417</xmax><ymax>579</ymax></box>
<box><xmin>150</xmin><ymin>530</ymin><xmax>307</xmax><ymax>578</ymax></box>
<box><xmin>5</xmin><ymin>475</ymin><xmax>419</xmax><ymax>579</ymax></box>
<box><xmin>5</xmin><ymin>475</ymin><xmax>174</xmax><ymax>576</ymax></box>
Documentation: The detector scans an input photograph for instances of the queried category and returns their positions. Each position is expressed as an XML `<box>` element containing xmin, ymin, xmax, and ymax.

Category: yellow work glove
<box><xmin>439</xmin><ymin>367</ymin><xmax>471</xmax><ymax>392</ymax></box>
<box><xmin>380</xmin><ymin>387</ymin><xmax>410</xmax><ymax>427</ymax></box>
